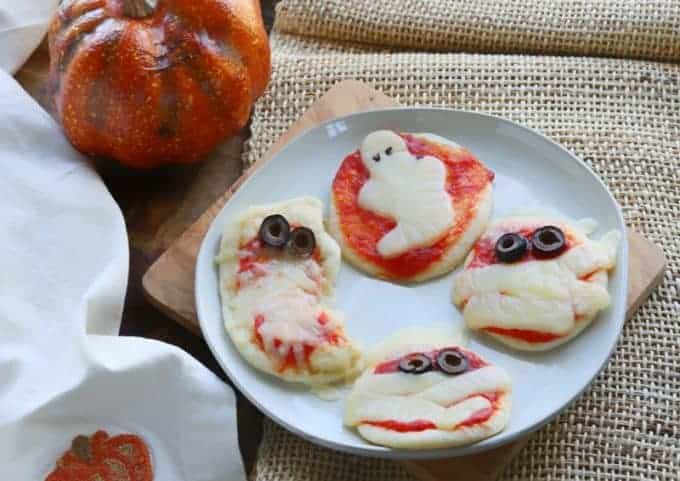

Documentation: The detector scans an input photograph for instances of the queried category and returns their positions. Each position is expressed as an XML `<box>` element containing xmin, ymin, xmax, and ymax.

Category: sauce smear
<box><xmin>253</xmin><ymin>313</ymin><xmax>340</xmax><ymax>372</ymax></box>
<box><xmin>483</xmin><ymin>326</ymin><xmax>563</xmax><ymax>343</ymax></box>
<box><xmin>363</xmin><ymin>419</ymin><xmax>437</xmax><ymax>433</ymax></box>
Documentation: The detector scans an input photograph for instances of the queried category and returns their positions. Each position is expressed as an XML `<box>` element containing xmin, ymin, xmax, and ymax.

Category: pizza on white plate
<box><xmin>217</xmin><ymin>197</ymin><xmax>362</xmax><ymax>386</ymax></box>
<box><xmin>452</xmin><ymin>213</ymin><xmax>620</xmax><ymax>351</ymax></box>
<box><xmin>329</xmin><ymin>130</ymin><xmax>494</xmax><ymax>282</ymax></box>
<box><xmin>344</xmin><ymin>326</ymin><xmax>511</xmax><ymax>449</ymax></box>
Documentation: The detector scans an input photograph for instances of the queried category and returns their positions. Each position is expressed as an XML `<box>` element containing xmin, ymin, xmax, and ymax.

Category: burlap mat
<box><xmin>244</xmin><ymin>4</ymin><xmax>679</xmax><ymax>480</ymax></box>
<box><xmin>274</xmin><ymin>0</ymin><xmax>680</xmax><ymax>63</ymax></box>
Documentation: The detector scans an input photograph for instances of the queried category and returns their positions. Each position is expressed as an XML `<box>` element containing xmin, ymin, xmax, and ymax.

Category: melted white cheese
<box><xmin>351</xmin><ymin>365</ymin><xmax>510</xmax><ymax>403</ymax></box>
<box><xmin>358</xmin><ymin>130</ymin><xmax>455</xmax><ymax>258</ymax></box>
<box><xmin>230</xmin><ymin>255</ymin><xmax>335</xmax><ymax>361</ymax></box>
<box><xmin>349</xmin><ymin>394</ymin><xmax>491</xmax><ymax>431</ymax></box>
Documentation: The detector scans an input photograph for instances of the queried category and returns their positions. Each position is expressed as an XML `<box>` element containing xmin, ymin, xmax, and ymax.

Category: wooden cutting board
<box><xmin>142</xmin><ymin>80</ymin><xmax>666</xmax><ymax>481</ymax></box>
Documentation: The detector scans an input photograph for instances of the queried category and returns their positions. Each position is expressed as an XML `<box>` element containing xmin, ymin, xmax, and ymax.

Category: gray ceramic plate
<box><xmin>195</xmin><ymin>108</ymin><xmax>628</xmax><ymax>459</ymax></box>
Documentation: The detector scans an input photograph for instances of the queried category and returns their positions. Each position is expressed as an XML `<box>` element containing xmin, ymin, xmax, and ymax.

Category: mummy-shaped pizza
<box><xmin>217</xmin><ymin>197</ymin><xmax>362</xmax><ymax>385</ymax></box>
<box><xmin>452</xmin><ymin>214</ymin><xmax>620</xmax><ymax>351</ymax></box>
<box><xmin>344</xmin><ymin>327</ymin><xmax>511</xmax><ymax>449</ymax></box>
<box><xmin>329</xmin><ymin>130</ymin><xmax>494</xmax><ymax>282</ymax></box>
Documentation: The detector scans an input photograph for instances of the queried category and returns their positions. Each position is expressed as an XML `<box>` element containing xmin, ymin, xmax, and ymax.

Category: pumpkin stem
<box><xmin>122</xmin><ymin>0</ymin><xmax>158</xmax><ymax>18</ymax></box>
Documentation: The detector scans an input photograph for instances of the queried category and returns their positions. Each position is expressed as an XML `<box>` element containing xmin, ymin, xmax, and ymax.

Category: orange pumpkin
<box><xmin>46</xmin><ymin>431</ymin><xmax>153</xmax><ymax>481</ymax></box>
<box><xmin>48</xmin><ymin>0</ymin><xmax>270</xmax><ymax>169</ymax></box>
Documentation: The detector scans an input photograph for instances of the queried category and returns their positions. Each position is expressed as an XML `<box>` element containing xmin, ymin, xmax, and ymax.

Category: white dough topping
<box><xmin>358</xmin><ymin>130</ymin><xmax>455</xmax><ymax>258</ymax></box>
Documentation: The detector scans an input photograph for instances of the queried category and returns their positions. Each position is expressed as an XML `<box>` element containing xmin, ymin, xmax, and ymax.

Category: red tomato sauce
<box><xmin>579</xmin><ymin>270</ymin><xmax>599</xmax><ymax>282</ymax></box>
<box><xmin>253</xmin><ymin>313</ymin><xmax>340</xmax><ymax>372</ymax></box>
<box><xmin>363</xmin><ymin>419</ymin><xmax>437</xmax><ymax>432</ymax></box>
<box><xmin>236</xmin><ymin>238</ymin><xmax>268</xmax><ymax>289</ymax></box>
<box><xmin>467</xmin><ymin>226</ymin><xmax>577</xmax><ymax>269</ymax></box>
<box><xmin>483</xmin><ymin>326</ymin><xmax>563</xmax><ymax>343</ymax></box>
<box><xmin>373</xmin><ymin>347</ymin><xmax>488</xmax><ymax>374</ymax></box>
<box><xmin>456</xmin><ymin>407</ymin><xmax>494</xmax><ymax>429</ymax></box>
<box><xmin>482</xmin><ymin>312</ymin><xmax>586</xmax><ymax>344</ymax></box>
<box><xmin>332</xmin><ymin>133</ymin><xmax>494</xmax><ymax>279</ymax></box>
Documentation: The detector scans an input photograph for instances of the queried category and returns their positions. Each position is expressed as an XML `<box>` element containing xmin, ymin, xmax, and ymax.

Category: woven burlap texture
<box><xmin>244</xmin><ymin>13</ymin><xmax>680</xmax><ymax>481</ymax></box>
<box><xmin>275</xmin><ymin>0</ymin><xmax>680</xmax><ymax>63</ymax></box>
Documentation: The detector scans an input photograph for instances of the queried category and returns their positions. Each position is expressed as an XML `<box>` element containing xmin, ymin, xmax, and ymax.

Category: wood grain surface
<box><xmin>141</xmin><ymin>80</ymin><xmax>667</xmax><ymax>481</ymax></box>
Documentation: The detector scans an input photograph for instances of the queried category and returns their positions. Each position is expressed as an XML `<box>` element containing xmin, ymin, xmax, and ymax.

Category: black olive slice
<box><xmin>495</xmin><ymin>232</ymin><xmax>528</xmax><ymax>263</ymax></box>
<box><xmin>398</xmin><ymin>353</ymin><xmax>432</xmax><ymax>374</ymax></box>
<box><xmin>258</xmin><ymin>214</ymin><xmax>290</xmax><ymax>248</ymax></box>
<box><xmin>436</xmin><ymin>349</ymin><xmax>468</xmax><ymax>375</ymax></box>
<box><xmin>531</xmin><ymin>226</ymin><xmax>566</xmax><ymax>257</ymax></box>
<box><xmin>289</xmin><ymin>227</ymin><xmax>316</xmax><ymax>258</ymax></box>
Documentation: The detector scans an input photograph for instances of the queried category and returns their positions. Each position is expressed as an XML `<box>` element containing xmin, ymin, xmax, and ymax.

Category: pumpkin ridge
<box><xmin>220</xmin><ymin>13</ymin><xmax>267</xmax><ymax>99</ymax></box>
<box><xmin>53</xmin><ymin>9</ymin><xmax>108</xmax><ymax>71</ymax></box>
<box><xmin>180</xmin><ymin>39</ymin><xmax>233</xmax><ymax>117</ymax></box>
<box><xmin>155</xmin><ymin>14</ymin><xmax>227</xmax><ymax>115</ymax></box>
<box><xmin>84</xmin><ymin>28</ymin><xmax>124</xmax><ymax>131</ymax></box>
<box><xmin>158</xmin><ymin>10</ymin><xmax>250</xmax><ymax>120</ymax></box>
<box><xmin>157</xmin><ymin>67</ymin><xmax>180</xmax><ymax>138</ymax></box>
<box><xmin>49</xmin><ymin>13</ymin><xmax>114</xmax><ymax>102</ymax></box>
<box><xmin>59</xmin><ymin>0</ymin><xmax>106</xmax><ymax>28</ymax></box>
<box><xmin>196</xmin><ymin>28</ymin><xmax>243</xmax><ymax>65</ymax></box>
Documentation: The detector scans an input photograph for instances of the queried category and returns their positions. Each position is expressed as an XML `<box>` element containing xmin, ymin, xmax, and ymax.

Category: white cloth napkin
<box><xmin>0</xmin><ymin>3</ymin><xmax>246</xmax><ymax>480</ymax></box>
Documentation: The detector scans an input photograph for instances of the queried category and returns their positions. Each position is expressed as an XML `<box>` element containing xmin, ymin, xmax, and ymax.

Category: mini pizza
<box><xmin>452</xmin><ymin>214</ymin><xmax>621</xmax><ymax>350</ymax></box>
<box><xmin>344</xmin><ymin>327</ymin><xmax>511</xmax><ymax>449</ymax></box>
<box><xmin>329</xmin><ymin>130</ymin><xmax>494</xmax><ymax>282</ymax></box>
<box><xmin>217</xmin><ymin>197</ymin><xmax>362</xmax><ymax>386</ymax></box>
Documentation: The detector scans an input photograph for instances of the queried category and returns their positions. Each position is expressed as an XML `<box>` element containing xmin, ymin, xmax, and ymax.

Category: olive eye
<box><xmin>385</xmin><ymin>147</ymin><xmax>393</xmax><ymax>155</ymax></box>
<box><xmin>398</xmin><ymin>353</ymin><xmax>432</xmax><ymax>374</ymax></box>
<box><xmin>495</xmin><ymin>233</ymin><xmax>528</xmax><ymax>263</ymax></box>
<box><xmin>289</xmin><ymin>227</ymin><xmax>316</xmax><ymax>258</ymax></box>
<box><xmin>259</xmin><ymin>215</ymin><xmax>290</xmax><ymax>248</ymax></box>
<box><xmin>531</xmin><ymin>226</ymin><xmax>566</xmax><ymax>257</ymax></box>
<box><xmin>436</xmin><ymin>349</ymin><xmax>468</xmax><ymax>375</ymax></box>
<box><xmin>372</xmin><ymin>153</ymin><xmax>381</xmax><ymax>162</ymax></box>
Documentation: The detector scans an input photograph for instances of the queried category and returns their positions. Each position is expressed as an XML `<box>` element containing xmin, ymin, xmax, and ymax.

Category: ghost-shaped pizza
<box><xmin>217</xmin><ymin>197</ymin><xmax>362</xmax><ymax>386</ymax></box>
<box><xmin>344</xmin><ymin>327</ymin><xmax>511</xmax><ymax>449</ymax></box>
<box><xmin>329</xmin><ymin>130</ymin><xmax>494</xmax><ymax>282</ymax></box>
<box><xmin>452</xmin><ymin>214</ymin><xmax>620</xmax><ymax>351</ymax></box>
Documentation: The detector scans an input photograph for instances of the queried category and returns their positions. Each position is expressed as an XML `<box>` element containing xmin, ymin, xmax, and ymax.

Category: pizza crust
<box><xmin>452</xmin><ymin>214</ymin><xmax>620</xmax><ymax>350</ymax></box>
<box><xmin>217</xmin><ymin>196</ymin><xmax>362</xmax><ymax>386</ymax></box>
<box><xmin>344</xmin><ymin>327</ymin><xmax>512</xmax><ymax>449</ymax></box>
<box><xmin>328</xmin><ymin>132</ymin><xmax>493</xmax><ymax>283</ymax></box>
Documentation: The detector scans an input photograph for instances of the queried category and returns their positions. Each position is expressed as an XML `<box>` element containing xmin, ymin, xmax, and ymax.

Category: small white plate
<box><xmin>195</xmin><ymin>109</ymin><xmax>628</xmax><ymax>459</ymax></box>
